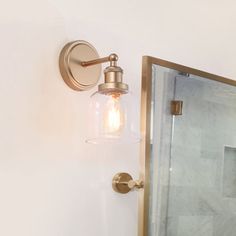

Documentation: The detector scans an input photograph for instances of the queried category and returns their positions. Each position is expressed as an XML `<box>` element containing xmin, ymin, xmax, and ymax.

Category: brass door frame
<box><xmin>139</xmin><ymin>56</ymin><xmax>236</xmax><ymax>236</ymax></box>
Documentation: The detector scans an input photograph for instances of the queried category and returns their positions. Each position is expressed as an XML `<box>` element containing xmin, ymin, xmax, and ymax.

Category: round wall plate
<box><xmin>112</xmin><ymin>172</ymin><xmax>133</xmax><ymax>194</ymax></box>
<box><xmin>59</xmin><ymin>40</ymin><xmax>102</xmax><ymax>91</ymax></box>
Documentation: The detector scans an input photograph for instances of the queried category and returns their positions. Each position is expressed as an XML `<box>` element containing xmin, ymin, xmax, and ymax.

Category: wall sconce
<box><xmin>59</xmin><ymin>40</ymin><xmax>143</xmax><ymax>194</ymax></box>
<box><xmin>59</xmin><ymin>40</ymin><xmax>140</xmax><ymax>144</ymax></box>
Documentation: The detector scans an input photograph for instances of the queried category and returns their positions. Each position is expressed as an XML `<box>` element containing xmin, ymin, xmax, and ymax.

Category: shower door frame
<box><xmin>139</xmin><ymin>56</ymin><xmax>236</xmax><ymax>236</ymax></box>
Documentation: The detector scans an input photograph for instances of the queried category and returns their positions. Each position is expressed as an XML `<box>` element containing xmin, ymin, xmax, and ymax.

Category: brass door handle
<box><xmin>112</xmin><ymin>173</ymin><xmax>144</xmax><ymax>194</ymax></box>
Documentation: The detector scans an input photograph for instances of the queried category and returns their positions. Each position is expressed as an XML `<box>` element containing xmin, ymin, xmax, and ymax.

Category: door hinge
<box><xmin>171</xmin><ymin>100</ymin><xmax>183</xmax><ymax>115</ymax></box>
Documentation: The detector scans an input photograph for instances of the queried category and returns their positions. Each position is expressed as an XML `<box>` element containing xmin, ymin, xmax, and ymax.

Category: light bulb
<box><xmin>87</xmin><ymin>91</ymin><xmax>140</xmax><ymax>144</ymax></box>
<box><xmin>103</xmin><ymin>94</ymin><xmax>125</xmax><ymax>135</ymax></box>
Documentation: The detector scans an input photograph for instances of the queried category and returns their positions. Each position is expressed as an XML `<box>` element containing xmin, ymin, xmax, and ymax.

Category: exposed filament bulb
<box><xmin>104</xmin><ymin>93</ymin><xmax>125</xmax><ymax>135</ymax></box>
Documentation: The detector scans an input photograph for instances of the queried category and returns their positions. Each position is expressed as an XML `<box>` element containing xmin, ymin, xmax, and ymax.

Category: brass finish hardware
<box><xmin>59</xmin><ymin>40</ymin><xmax>101</xmax><ymax>91</ymax></box>
<box><xmin>59</xmin><ymin>40</ymin><xmax>128</xmax><ymax>94</ymax></box>
<box><xmin>99</xmin><ymin>64</ymin><xmax>128</xmax><ymax>94</ymax></box>
<box><xmin>112</xmin><ymin>173</ymin><xmax>144</xmax><ymax>194</ymax></box>
<box><xmin>171</xmin><ymin>100</ymin><xmax>183</xmax><ymax>115</ymax></box>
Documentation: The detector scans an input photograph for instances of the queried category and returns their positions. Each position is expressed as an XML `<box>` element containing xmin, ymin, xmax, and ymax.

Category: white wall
<box><xmin>0</xmin><ymin>0</ymin><xmax>235</xmax><ymax>236</ymax></box>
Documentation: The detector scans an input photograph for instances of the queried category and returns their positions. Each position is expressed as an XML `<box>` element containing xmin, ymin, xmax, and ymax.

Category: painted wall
<box><xmin>0</xmin><ymin>0</ymin><xmax>235</xmax><ymax>235</ymax></box>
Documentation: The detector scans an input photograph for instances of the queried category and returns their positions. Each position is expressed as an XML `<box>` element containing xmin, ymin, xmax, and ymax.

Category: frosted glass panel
<box><xmin>149</xmin><ymin>64</ymin><xmax>236</xmax><ymax>236</ymax></box>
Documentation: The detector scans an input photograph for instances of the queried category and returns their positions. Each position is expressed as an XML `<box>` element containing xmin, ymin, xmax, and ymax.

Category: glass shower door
<box><xmin>166</xmin><ymin>75</ymin><xmax>236</xmax><ymax>236</ymax></box>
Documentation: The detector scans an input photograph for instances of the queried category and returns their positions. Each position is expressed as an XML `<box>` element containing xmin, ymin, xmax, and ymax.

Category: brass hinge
<box><xmin>171</xmin><ymin>100</ymin><xmax>183</xmax><ymax>115</ymax></box>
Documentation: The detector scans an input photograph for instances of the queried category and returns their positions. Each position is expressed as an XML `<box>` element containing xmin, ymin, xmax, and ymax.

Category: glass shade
<box><xmin>86</xmin><ymin>91</ymin><xmax>140</xmax><ymax>144</ymax></box>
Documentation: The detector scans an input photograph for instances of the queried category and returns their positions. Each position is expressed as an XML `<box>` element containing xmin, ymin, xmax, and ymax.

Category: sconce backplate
<box><xmin>59</xmin><ymin>40</ymin><xmax>101</xmax><ymax>91</ymax></box>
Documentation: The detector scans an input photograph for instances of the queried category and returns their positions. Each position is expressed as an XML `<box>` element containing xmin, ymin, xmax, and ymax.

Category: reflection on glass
<box><xmin>149</xmin><ymin>64</ymin><xmax>236</xmax><ymax>236</ymax></box>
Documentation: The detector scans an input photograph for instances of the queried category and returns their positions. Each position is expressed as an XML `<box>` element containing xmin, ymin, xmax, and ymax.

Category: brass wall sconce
<box><xmin>59</xmin><ymin>40</ymin><xmax>140</xmax><ymax>144</ymax></box>
<box><xmin>59</xmin><ymin>40</ymin><xmax>142</xmax><ymax>194</ymax></box>
<box><xmin>59</xmin><ymin>40</ymin><xmax>127</xmax><ymax>93</ymax></box>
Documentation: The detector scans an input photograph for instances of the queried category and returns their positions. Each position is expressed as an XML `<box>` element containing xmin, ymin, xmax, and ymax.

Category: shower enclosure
<box><xmin>139</xmin><ymin>57</ymin><xmax>236</xmax><ymax>236</ymax></box>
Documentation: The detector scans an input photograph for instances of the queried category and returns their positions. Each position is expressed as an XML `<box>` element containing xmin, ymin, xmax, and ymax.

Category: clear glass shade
<box><xmin>86</xmin><ymin>91</ymin><xmax>140</xmax><ymax>144</ymax></box>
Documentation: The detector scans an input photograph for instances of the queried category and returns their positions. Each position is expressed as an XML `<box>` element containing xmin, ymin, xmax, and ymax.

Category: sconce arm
<box><xmin>81</xmin><ymin>53</ymin><xmax>118</xmax><ymax>67</ymax></box>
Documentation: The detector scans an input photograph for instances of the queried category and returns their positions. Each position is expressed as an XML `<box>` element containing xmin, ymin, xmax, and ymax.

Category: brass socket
<box><xmin>98</xmin><ymin>66</ymin><xmax>128</xmax><ymax>94</ymax></box>
<box><xmin>104</xmin><ymin>66</ymin><xmax>123</xmax><ymax>83</ymax></box>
